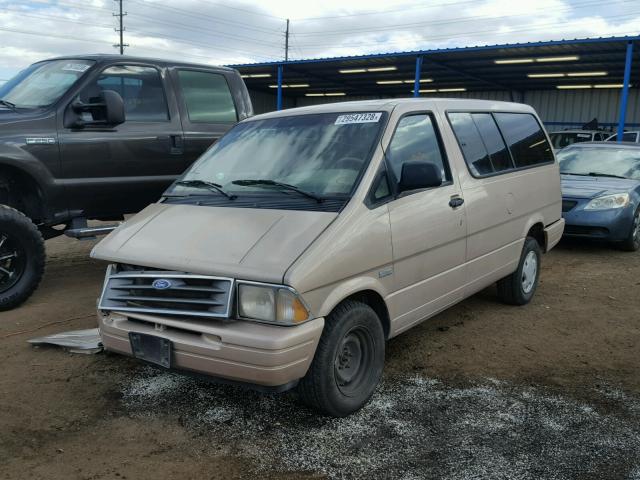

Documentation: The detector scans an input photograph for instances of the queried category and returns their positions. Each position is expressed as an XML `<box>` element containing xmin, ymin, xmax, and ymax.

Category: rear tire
<box><xmin>497</xmin><ymin>236</ymin><xmax>541</xmax><ymax>306</ymax></box>
<box><xmin>618</xmin><ymin>208</ymin><xmax>640</xmax><ymax>252</ymax></box>
<box><xmin>297</xmin><ymin>300</ymin><xmax>385</xmax><ymax>417</ymax></box>
<box><xmin>0</xmin><ymin>205</ymin><xmax>45</xmax><ymax>311</ymax></box>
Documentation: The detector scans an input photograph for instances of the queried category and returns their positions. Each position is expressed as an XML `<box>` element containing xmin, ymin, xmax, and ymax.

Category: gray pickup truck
<box><xmin>0</xmin><ymin>55</ymin><xmax>253</xmax><ymax>310</ymax></box>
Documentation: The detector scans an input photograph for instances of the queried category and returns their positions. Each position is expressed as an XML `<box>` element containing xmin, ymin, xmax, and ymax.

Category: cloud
<box><xmin>0</xmin><ymin>0</ymin><xmax>638</xmax><ymax>81</ymax></box>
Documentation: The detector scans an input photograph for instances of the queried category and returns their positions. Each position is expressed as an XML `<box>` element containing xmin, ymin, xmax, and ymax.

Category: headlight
<box><xmin>238</xmin><ymin>283</ymin><xmax>310</xmax><ymax>325</ymax></box>
<box><xmin>585</xmin><ymin>193</ymin><xmax>630</xmax><ymax>210</ymax></box>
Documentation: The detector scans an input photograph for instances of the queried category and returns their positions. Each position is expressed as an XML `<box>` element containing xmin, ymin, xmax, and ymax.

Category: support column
<box><xmin>277</xmin><ymin>64</ymin><xmax>283</xmax><ymax>111</ymax></box>
<box><xmin>617</xmin><ymin>41</ymin><xmax>634</xmax><ymax>142</ymax></box>
<box><xmin>413</xmin><ymin>56</ymin><xmax>423</xmax><ymax>98</ymax></box>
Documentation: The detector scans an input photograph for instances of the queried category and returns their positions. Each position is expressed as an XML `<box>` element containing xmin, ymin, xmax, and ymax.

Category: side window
<box><xmin>177</xmin><ymin>70</ymin><xmax>237</xmax><ymax>123</ymax></box>
<box><xmin>448</xmin><ymin>112</ymin><xmax>512</xmax><ymax>176</ymax></box>
<box><xmin>80</xmin><ymin>65</ymin><xmax>168</xmax><ymax>122</ymax></box>
<box><xmin>494</xmin><ymin>113</ymin><xmax>554</xmax><ymax>167</ymax></box>
<box><xmin>386</xmin><ymin>114</ymin><xmax>450</xmax><ymax>185</ymax></box>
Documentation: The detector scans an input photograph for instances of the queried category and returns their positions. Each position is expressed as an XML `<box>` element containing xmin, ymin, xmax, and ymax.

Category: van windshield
<box><xmin>0</xmin><ymin>59</ymin><xmax>94</xmax><ymax>108</ymax></box>
<box><xmin>168</xmin><ymin>112</ymin><xmax>386</xmax><ymax>201</ymax></box>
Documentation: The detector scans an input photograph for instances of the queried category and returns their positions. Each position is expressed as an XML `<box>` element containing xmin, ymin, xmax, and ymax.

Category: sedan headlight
<box><xmin>585</xmin><ymin>193</ymin><xmax>630</xmax><ymax>210</ymax></box>
<box><xmin>238</xmin><ymin>283</ymin><xmax>310</xmax><ymax>325</ymax></box>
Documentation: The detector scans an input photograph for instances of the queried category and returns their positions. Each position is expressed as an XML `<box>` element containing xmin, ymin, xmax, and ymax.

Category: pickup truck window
<box><xmin>177</xmin><ymin>70</ymin><xmax>237</xmax><ymax>123</ymax></box>
<box><xmin>386</xmin><ymin>114</ymin><xmax>450</xmax><ymax>184</ymax></box>
<box><xmin>80</xmin><ymin>65</ymin><xmax>169</xmax><ymax>122</ymax></box>
<box><xmin>449</xmin><ymin>112</ymin><xmax>512</xmax><ymax>176</ymax></box>
<box><xmin>0</xmin><ymin>59</ymin><xmax>94</xmax><ymax>108</ymax></box>
<box><xmin>494</xmin><ymin>113</ymin><xmax>554</xmax><ymax>167</ymax></box>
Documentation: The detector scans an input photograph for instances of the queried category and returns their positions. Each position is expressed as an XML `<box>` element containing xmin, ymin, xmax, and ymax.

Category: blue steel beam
<box><xmin>277</xmin><ymin>64</ymin><xmax>283</xmax><ymax>111</ymax></box>
<box><xmin>617</xmin><ymin>41</ymin><xmax>634</xmax><ymax>143</ymax></box>
<box><xmin>413</xmin><ymin>56</ymin><xmax>423</xmax><ymax>98</ymax></box>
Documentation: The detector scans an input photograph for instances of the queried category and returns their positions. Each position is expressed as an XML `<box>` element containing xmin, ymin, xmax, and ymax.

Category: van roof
<box><xmin>248</xmin><ymin>97</ymin><xmax>537</xmax><ymax>121</ymax></box>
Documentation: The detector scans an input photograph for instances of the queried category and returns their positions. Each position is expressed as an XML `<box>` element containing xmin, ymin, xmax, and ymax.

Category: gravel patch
<box><xmin>121</xmin><ymin>368</ymin><xmax>640</xmax><ymax>479</ymax></box>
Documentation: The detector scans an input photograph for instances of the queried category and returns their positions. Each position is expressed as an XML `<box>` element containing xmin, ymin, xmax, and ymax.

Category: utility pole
<box><xmin>113</xmin><ymin>0</ymin><xmax>128</xmax><ymax>54</ymax></box>
<box><xmin>285</xmin><ymin>18</ymin><xmax>290</xmax><ymax>61</ymax></box>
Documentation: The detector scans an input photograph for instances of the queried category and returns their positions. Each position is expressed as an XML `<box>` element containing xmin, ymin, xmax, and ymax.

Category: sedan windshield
<box><xmin>558</xmin><ymin>146</ymin><xmax>640</xmax><ymax>180</ymax></box>
<box><xmin>0</xmin><ymin>59</ymin><xmax>94</xmax><ymax>108</ymax></box>
<box><xmin>170</xmin><ymin>112</ymin><xmax>386</xmax><ymax>199</ymax></box>
<box><xmin>548</xmin><ymin>132</ymin><xmax>593</xmax><ymax>149</ymax></box>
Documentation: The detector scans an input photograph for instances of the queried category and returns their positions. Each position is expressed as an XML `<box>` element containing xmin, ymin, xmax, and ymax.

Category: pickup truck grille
<box><xmin>98</xmin><ymin>265</ymin><xmax>233</xmax><ymax>319</ymax></box>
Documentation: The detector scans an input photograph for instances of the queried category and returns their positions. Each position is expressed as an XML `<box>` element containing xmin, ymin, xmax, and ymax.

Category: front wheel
<box><xmin>497</xmin><ymin>236</ymin><xmax>542</xmax><ymax>306</ymax></box>
<box><xmin>297</xmin><ymin>300</ymin><xmax>385</xmax><ymax>417</ymax></box>
<box><xmin>0</xmin><ymin>206</ymin><xmax>45</xmax><ymax>311</ymax></box>
<box><xmin>618</xmin><ymin>208</ymin><xmax>640</xmax><ymax>252</ymax></box>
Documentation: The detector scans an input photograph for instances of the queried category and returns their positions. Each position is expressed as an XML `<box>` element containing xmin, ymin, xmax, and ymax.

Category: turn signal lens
<box><xmin>276</xmin><ymin>289</ymin><xmax>310</xmax><ymax>324</ymax></box>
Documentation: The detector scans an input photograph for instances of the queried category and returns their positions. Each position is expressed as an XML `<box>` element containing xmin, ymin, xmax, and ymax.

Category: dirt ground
<box><xmin>1</xmin><ymin>235</ymin><xmax>639</xmax><ymax>479</ymax></box>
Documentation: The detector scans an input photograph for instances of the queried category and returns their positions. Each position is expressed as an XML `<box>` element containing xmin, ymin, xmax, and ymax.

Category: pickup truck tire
<box><xmin>0</xmin><ymin>205</ymin><xmax>45</xmax><ymax>311</ymax></box>
<box><xmin>297</xmin><ymin>300</ymin><xmax>385</xmax><ymax>417</ymax></box>
<box><xmin>497</xmin><ymin>236</ymin><xmax>541</xmax><ymax>306</ymax></box>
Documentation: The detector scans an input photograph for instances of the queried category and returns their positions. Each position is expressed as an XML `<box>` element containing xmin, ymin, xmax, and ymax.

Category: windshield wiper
<box><xmin>232</xmin><ymin>179</ymin><xmax>323</xmax><ymax>203</ymax></box>
<box><xmin>0</xmin><ymin>99</ymin><xmax>17</xmax><ymax>111</ymax></box>
<box><xmin>174</xmin><ymin>179</ymin><xmax>236</xmax><ymax>200</ymax></box>
<box><xmin>561</xmin><ymin>172</ymin><xmax>628</xmax><ymax>179</ymax></box>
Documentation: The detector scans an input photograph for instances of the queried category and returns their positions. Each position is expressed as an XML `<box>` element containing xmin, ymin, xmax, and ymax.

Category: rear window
<box><xmin>494</xmin><ymin>113</ymin><xmax>554</xmax><ymax>167</ymax></box>
<box><xmin>448</xmin><ymin>112</ymin><xmax>513</xmax><ymax>176</ymax></box>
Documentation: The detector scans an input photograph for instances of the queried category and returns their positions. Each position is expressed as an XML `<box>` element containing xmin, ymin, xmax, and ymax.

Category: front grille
<box><xmin>564</xmin><ymin>225</ymin><xmax>609</xmax><ymax>237</ymax></box>
<box><xmin>99</xmin><ymin>265</ymin><xmax>233</xmax><ymax>318</ymax></box>
<box><xmin>562</xmin><ymin>199</ymin><xmax>578</xmax><ymax>212</ymax></box>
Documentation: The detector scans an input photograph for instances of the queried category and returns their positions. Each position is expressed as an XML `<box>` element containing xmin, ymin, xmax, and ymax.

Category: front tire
<box><xmin>497</xmin><ymin>236</ymin><xmax>541</xmax><ymax>306</ymax></box>
<box><xmin>618</xmin><ymin>208</ymin><xmax>640</xmax><ymax>252</ymax></box>
<box><xmin>297</xmin><ymin>300</ymin><xmax>385</xmax><ymax>417</ymax></box>
<box><xmin>0</xmin><ymin>205</ymin><xmax>45</xmax><ymax>311</ymax></box>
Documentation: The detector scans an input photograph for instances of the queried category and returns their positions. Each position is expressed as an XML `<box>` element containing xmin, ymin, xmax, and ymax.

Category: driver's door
<box><xmin>57</xmin><ymin>63</ymin><xmax>185</xmax><ymax>218</ymax></box>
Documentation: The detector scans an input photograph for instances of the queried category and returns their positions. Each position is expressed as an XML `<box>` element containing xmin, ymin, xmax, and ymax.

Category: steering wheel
<box><xmin>334</xmin><ymin>157</ymin><xmax>363</xmax><ymax>170</ymax></box>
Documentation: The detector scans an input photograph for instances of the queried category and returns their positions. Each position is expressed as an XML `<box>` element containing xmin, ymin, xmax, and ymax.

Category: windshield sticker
<box><xmin>335</xmin><ymin>112</ymin><xmax>382</xmax><ymax>125</ymax></box>
<box><xmin>62</xmin><ymin>63</ymin><xmax>90</xmax><ymax>73</ymax></box>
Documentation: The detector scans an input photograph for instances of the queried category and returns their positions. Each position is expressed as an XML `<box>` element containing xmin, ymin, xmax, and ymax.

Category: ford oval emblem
<box><xmin>152</xmin><ymin>279</ymin><xmax>172</xmax><ymax>290</ymax></box>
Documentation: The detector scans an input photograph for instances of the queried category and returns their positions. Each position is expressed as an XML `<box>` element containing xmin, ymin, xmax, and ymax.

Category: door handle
<box><xmin>449</xmin><ymin>196</ymin><xmax>464</xmax><ymax>208</ymax></box>
<box><xmin>169</xmin><ymin>135</ymin><xmax>184</xmax><ymax>155</ymax></box>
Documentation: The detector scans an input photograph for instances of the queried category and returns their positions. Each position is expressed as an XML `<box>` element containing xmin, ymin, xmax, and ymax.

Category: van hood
<box><xmin>561</xmin><ymin>174</ymin><xmax>640</xmax><ymax>199</ymax></box>
<box><xmin>91</xmin><ymin>203</ymin><xmax>338</xmax><ymax>284</ymax></box>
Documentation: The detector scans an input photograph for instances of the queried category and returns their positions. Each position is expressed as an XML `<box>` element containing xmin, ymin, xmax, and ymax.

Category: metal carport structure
<box><xmin>229</xmin><ymin>36</ymin><xmax>640</xmax><ymax>137</ymax></box>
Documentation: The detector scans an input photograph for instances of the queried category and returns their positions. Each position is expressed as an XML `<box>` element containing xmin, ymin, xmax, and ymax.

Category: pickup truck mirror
<box><xmin>397</xmin><ymin>162</ymin><xmax>443</xmax><ymax>194</ymax></box>
<box><xmin>65</xmin><ymin>90</ymin><xmax>125</xmax><ymax>129</ymax></box>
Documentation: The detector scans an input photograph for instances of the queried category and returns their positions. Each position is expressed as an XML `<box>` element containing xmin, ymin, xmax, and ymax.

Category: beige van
<box><xmin>92</xmin><ymin>98</ymin><xmax>564</xmax><ymax>417</ymax></box>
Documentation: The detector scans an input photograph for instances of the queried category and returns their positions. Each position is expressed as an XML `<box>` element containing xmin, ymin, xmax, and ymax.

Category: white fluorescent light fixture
<box><xmin>377</xmin><ymin>80</ymin><xmax>403</xmax><ymax>85</ymax></box>
<box><xmin>241</xmin><ymin>73</ymin><xmax>271</xmax><ymax>78</ymax></box>
<box><xmin>405</xmin><ymin>79</ymin><xmax>433</xmax><ymax>83</ymax></box>
<box><xmin>556</xmin><ymin>85</ymin><xmax>592</xmax><ymax>89</ymax></box>
<box><xmin>594</xmin><ymin>83</ymin><xmax>629</xmax><ymax>89</ymax></box>
<box><xmin>528</xmin><ymin>73</ymin><xmax>566</xmax><ymax>78</ymax></box>
<box><xmin>305</xmin><ymin>92</ymin><xmax>346</xmax><ymax>97</ymax></box>
<box><xmin>495</xmin><ymin>58</ymin><xmax>534</xmax><ymax>64</ymax></box>
<box><xmin>536</xmin><ymin>56</ymin><xmax>579</xmax><ymax>62</ymax></box>
<box><xmin>412</xmin><ymin>88</ymin><xmax>466</xmax><ymax>93</ymax></box>
<box><xmin>567</xmin><ymin>71</ymin><xmax>607</xmax><ymax>77</ymax></box>
<box><xmin>269</xmin><ymin>84</ymin><xmax>310</xmax><ymax>88</ymax></box>
<box><xmin>340</xmin><ymin>66</ymin><xmax>396</xmax><ymax>73</ymax></box>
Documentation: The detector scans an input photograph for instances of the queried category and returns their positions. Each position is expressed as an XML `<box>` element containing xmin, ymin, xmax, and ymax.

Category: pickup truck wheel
<box><xmin>0</xmin><ymin>206</ymin><xmax>45</xmax><ymax>311</ymax></box>
<box><xmin>297</xmin><ymin>300</ymin><xmax>385</xmax><ymax>417</ymax></box>
<box><xmin>497</xmin><ymin>236</ymin><xmax>541</xmax><ymax>306</ymax></box>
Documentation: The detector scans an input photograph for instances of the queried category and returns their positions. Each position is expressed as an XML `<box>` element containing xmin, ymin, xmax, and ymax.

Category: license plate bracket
<box><xmin>129</xmin><ymin>332</ymin><xmax>172</xmax><ymax>368</ymax></box>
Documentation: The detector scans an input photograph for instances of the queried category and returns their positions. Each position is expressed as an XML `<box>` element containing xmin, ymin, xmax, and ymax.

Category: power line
<box><xmin>195</xmin><ymin>0</ymin><xmax>285</xmax><ymax>21</ymax></box>
<box><xmin>293</xmin><ymin>0</ymin><xmax>634</xmax><ymax>37</ymax></box>
<box><xmin>127</xmin><ymin>0</ymin><xmax>283</xmax><ymax>35</ymax></box>
<box><xmin>0</xmin><ymin>26</ymin><xmax>113</xmax><ymax>45</ymax></box>
<box><xmin>0</xmin><ymin>7</ymin><xmax>114</xmax><ymax>29</ymax></box>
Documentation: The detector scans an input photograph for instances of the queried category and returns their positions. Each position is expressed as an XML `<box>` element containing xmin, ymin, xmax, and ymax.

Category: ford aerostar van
<box><xmin>92</xmin><ymin>98</ymin><xmax>564</xmax><ymax>417</ymax></box>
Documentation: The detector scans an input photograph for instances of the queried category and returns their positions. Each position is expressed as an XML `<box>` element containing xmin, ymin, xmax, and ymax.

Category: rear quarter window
<box><xmin>493</xmin><ymin>113</ymin><xmax>554</xmax><ymax>167</ymax></box>
<box><xmin>177</xmin><ymin>70</ymin><xmax>237</xmax><ymax>123</ymax></box>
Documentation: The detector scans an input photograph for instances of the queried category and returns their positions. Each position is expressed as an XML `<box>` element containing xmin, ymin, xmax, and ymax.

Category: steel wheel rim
<box><xmin>334</xmin><ymin>326</ymin><xmax>373</xmax><ymax>397</ymax></box>
<box><xmin>521</xmin><ymin>251</ymin><xmax>538</xmax><ymax>294</ymax></box>
<box><xmin>0</xmin><ymin>233</ymin><xmax>26</xmax><ymax>293</ymax></box>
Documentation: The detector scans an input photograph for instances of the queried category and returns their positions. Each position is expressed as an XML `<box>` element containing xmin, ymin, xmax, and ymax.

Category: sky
<box><xmin>0</xmin><ymin>0</ymin><xmax>639</xmax><ymax>81</ymax></box>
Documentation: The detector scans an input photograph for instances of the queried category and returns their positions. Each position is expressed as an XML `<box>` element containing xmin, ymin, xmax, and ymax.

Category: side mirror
<box><xmin>65</xmin><ymin>90</ymin><xmax>125</xmax><ymax>129</ymax></box>
<box><xmin>398</xmin><ymin>162</ymin><xmax>443</xmax><ymax>193</ymax></box>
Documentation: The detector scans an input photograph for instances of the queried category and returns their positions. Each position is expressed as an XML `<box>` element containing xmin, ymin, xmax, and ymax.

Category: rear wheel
<box><xmin>618</xmin><ymin>208</ymin><xmax>640</xmax><ymax>252</ymax></box>
<box><xmin>0</xmin><ymin>206</ymin><xmax>45</xmax><ymax>311</ymax></box>
<box><xmin>497</xmin><ymin>236</ymin><xmax>541</xmax><ymax>306</ymax></box>
<box><xmin>297</xmin><ymin>300</ymin><xmax>385</xmax><ymax>417</ymax></box>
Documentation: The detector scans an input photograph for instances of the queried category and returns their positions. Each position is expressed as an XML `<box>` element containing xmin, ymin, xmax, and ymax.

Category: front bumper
<box><xmin>562</xmin><ymin>198</ymin><xmax>635</xmax><ymax>242</ymax></box>
<box><xmin>99</xmin><ymin>311</ymin><xmax>324</xmax><ymax>389</ymax></box>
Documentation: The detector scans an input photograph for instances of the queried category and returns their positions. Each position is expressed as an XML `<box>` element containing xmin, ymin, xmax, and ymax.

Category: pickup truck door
<box><xmin>169</xmin><ymin>67</ymin><xmax>240</xmax><ymax>169</ymax></box>
<box><xmin>57</xmin><ymin>63</ymin><xmax>185</xmax><ymax>218</ymax></box>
